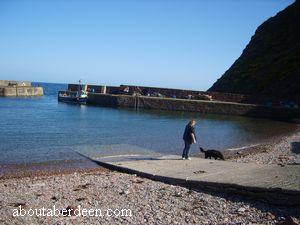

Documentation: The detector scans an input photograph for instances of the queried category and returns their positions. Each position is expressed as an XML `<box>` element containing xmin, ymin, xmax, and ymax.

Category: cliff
<box><xmin>208</xmin><ymin>1</ymin><xmax>300</xmax><ymax>103</ymax></box>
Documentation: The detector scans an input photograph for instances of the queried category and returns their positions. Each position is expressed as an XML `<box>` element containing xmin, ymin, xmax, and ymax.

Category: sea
<box><xmin>0</xmin><ymin>82</ymin><xmax>297</xmax><ymax>172</ymax></box>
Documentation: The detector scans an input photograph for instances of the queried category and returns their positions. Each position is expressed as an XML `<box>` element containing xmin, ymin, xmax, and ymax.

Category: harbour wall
<box><xmin>68</xmin><ymin>83</ymin><xmax>248</xmax><ymax>103</ymax></box>
<box><xmin>0</xmin><ymin>80</ymin><xmax>43</xmax><ymax>97</ymax></box>
<box><xmin>68</xmin><ymin>83</ymin><xmax>298</xmax><ymax>105</ymax></box>
<box><xmin>122</xmin><ymin>84</ymin><xmax>248</xmax><ymax>103</ymax></box>
<box><xmin>87</xmin><ymin>93</ymin><xmax>300</xmax><ymax>121</ymax></box>
<box><xmin>0</xmin><ymin>86</ymin><xmax>43</xmax><ymax>97</ymax></box>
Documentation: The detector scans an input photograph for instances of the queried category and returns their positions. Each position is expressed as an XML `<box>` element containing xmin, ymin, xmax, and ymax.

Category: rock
<box><xmin>187</xmin><ymin>189</ymin><xmax>194</xmax><ymax>194</ymax></box>
<box><xmin>119</xmin><ymin>190</ymin><xmax>130</xmax><ymax>195</ymax></box>
<box><xmin>51</xmin><ymin>196</ymin><xmax>58</xmax><ymax>201</ymax></box>
<box><xmin>276</xmin><ymin>215</ymin><xmax>299</xmax><ymax>225</ymax></box>
<box><xmin>132</xmin><ymin>179</ymin><xmax>144</xmax><ymax>184</ymax></box>
<box><xmin>76</xmin><ymin>197</ymin><xmax>86</xmax><ymax>202</ymax></box>
<box><xmin>73</xmin><ymin>183</ymin><xmax>91</xmax><ymax>191</ymax></box>
<box><xmin>174</xmin><ymin>192</ymin><xmax>183</xmax><ymax>197</ymax></box>
<box><xmin>237</xmin><ymin>207</ymin><xmax>246</xmax><ymax>214</ymax></box>
<box><xmin>223</xmin><ymin>217</ymin><xmax>229</xmax><ymax>223</ymax></box>
<box><xmin>10</xmin><ymin>202</ymin><xmax>26</xmax><ymax>207</ymax></box>
<box><xmin>266</xmin><ymin>212</ymin><xmax>276</xmax><ymax>220</ymax></box>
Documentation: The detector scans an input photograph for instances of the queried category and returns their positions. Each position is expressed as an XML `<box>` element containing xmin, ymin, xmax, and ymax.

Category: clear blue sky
<box><xmin>0</xmin><ymin>0</ymin><xmax>294</xmax><ymax>90</ymax></box>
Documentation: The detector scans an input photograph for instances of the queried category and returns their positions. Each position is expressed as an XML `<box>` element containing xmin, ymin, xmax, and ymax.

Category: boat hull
<box><xmin>58</xmin><ymin>96</ymin><xmax>87</xmax><ymax>104</ymax></box>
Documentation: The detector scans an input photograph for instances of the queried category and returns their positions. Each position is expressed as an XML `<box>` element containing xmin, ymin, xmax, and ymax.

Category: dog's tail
<box><xmin>200</xmin><ymin>147</ymin><xmax>206</xmax><ymax>153</ymax></box>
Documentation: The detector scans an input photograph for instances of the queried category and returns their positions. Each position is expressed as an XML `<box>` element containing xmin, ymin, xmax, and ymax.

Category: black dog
<box><xmin>200</xmin><ymin>147</ymin><xmax>225</xmax><ymax>160</ymax></box>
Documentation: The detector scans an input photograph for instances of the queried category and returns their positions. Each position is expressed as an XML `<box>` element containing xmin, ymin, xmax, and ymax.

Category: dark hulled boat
<box><xmin>58</xmin><ymin>80</ymin><xmax>88</xmax><ymax>104</ymax></box>
<box><xmin>58</xmin><ymin>91</ymin><xmax>88</xmax><ymax>104</ymax></box>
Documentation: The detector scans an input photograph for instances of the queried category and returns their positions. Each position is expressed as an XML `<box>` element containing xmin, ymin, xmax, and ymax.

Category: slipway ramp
<box><xmin>78</xmin><ymin>153</ymin><xmax>300</xmax><ymax>206</ymax></box>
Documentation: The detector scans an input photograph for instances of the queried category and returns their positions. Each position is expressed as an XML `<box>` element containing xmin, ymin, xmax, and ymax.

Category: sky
<box><xmin>0</xmin><ymin>0</ymin><xmax>294</xmax><ymax>90</ymax></box>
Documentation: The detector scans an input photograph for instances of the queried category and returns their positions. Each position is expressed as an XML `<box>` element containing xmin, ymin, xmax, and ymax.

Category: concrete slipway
<box><xmin>77</xmin><ymin>153</ymin><xmax>300</xmax><ymax>206</ymax></box>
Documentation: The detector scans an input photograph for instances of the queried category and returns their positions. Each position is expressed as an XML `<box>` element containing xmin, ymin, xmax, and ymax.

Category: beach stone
<box><xmin>119</xmin><ymin>189</ymin><xmax>130</xmax><ymax>195</ymax></box>
<box><xmin>174</xmin><ymin>192</ymin><xmax>183</xmax><ymax>197</ymax></box>
<box><xmin>10</xmin><ymin>202</ymin><xmax>26</xmax><ymax>207</ymax></box>
<box><xmin>266</xmin><ymin>212</ymin><xmax>276</xmax><ymax>220</ymax></box>
<box><xmin>237</xmin><ymin>207</ymin><xmax>246</xmax><ymax>214</ymax></box>
<box><xmin>276</xmin><ymin>215</ymin><xmax>299</xmax><ymax>224</ymax></box>
<box><xmin>51</xmin><ymin>196</ymin><xmax>58</xmax><ymax>201</ymax></box>
<box><xmin>76</xmin><ymin>197</ymin><xmax>86</xmax><ymax>202</ymax></box>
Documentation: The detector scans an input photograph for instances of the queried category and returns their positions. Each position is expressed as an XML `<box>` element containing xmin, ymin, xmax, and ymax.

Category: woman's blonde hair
<box><xmin>188</xmin><ymin>120</ymin><xmax>196</xmax><ymax>126</ymax></box>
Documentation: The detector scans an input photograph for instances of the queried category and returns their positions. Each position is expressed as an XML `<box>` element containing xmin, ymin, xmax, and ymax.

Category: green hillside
<box><xmin>209</xmin><ymin>1</ymin><xmax>300</xmax><ymax>103</ymax></box>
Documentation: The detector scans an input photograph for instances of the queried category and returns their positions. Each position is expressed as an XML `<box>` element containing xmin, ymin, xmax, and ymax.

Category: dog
<box><xmin>200</xmin><ymin>147</ymin><xmax>225</xmax><ymax>160</ymax></box>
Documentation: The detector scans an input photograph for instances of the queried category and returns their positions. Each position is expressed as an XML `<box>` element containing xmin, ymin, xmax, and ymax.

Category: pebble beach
<box><xmin>232</xmin><ymin>131</ymin><xmax>300</xmax><ymax>165</ymax></box>
<box><xmin>0</xmin><ymin>132</ymin><xmax>299</xmax><ymax>225</ymax></box>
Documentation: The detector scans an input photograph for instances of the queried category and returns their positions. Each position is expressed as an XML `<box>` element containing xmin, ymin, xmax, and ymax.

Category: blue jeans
<box><xmin>182</xmin><ymin>141</ymin><xmax>191</xmax><ymax>159</ymax></box>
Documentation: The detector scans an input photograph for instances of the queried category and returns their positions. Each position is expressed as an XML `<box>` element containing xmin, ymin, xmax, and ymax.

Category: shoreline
<box><xmin>1</xmin><ymin>128</ymin><xmax>299</xmax><ymax>180</ymax></box>
<box><xmin>0</xmin><ymin>159</ymin><xmax>105</xmax><ymax>180</ymax></box>
<box><xmin>227</xmin><ymin>129</ymin><xmax>300</xmax><ymax>165</ymax></box>
<box><xmin>0</xmin><ymin>130</ymin><xmax>299</xmax><ymax>224</ymax></box>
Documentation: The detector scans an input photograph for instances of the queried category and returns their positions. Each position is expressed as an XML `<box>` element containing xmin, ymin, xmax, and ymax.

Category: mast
<box><xmin>78</xmin><ymin>79</ymin><xmax>82</xmax><ymax>96</ymax></box>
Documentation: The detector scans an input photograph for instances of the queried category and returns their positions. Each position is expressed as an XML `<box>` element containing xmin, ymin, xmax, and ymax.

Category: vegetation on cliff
<box><xmin>209</xmin><ymin>1</ymin><xmax>300</xmax><ymax>102</ymax></box>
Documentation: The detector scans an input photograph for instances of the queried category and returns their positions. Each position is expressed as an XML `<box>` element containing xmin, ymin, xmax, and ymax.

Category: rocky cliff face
<box><xmin>209</xmin><ymin>1</ymin><xmax>300</xmax><ymax>103</ymax></box>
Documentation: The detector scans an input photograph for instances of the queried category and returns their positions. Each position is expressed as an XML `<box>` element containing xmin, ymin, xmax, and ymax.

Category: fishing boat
<box><xmin>58</xmin><ymin>80</ymin><xmax>88</xmax><ymax>104</ymax></box>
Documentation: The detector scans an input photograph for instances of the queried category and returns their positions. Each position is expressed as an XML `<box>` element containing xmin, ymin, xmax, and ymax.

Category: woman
<box><xmin>182</xmin><ymin>120</ymin><xmax>197</xmax><ymax>160</ymax></box>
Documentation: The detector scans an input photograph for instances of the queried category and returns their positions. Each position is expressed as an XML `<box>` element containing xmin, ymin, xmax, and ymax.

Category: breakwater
<box><xmin>0</xmin><ymin>80</ymin><xmax>43</xmax><ymax>97</ymax></box>
<box><xmin>86</xmin><ymin>93</ymin><xmax>299</xmax><ymax>121</ymax></box>
<box><xmin>68</xmin><ymin>83</ymin><xmax>300</xmax><ymax>105</ymax></box>
<box><xmin>68</xmin><ymin>83</ymin><xmax>250</xmax><ymax>103</ymax></box>
<box><xmin>62</xmin><ymin>84</ymin><xmax>300</xmax><ymax>121</ymax></box>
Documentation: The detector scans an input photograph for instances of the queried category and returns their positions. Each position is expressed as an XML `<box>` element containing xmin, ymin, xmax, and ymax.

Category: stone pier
<box><xmin>0</xmin><ymin>80</ymin><xmax>43</xmax><ymax>97</ymax></box>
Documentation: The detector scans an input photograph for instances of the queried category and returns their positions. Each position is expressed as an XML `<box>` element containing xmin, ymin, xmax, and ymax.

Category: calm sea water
<box><xmin>0</xmin><ymin>82</ymin><xmax>297</xmax><ymax>165</ymax></box>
